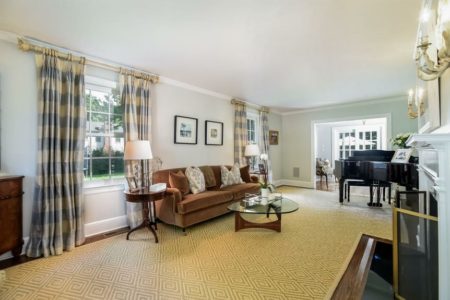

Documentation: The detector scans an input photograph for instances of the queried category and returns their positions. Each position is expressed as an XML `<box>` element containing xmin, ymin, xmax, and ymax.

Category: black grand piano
<box><xmin>334</xmin><ymin>150</ymin><xmax>418</xmax><ymax>204</ymax></box>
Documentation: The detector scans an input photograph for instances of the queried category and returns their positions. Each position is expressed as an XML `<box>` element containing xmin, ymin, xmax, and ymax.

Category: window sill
<box><xmin>83</xmin><ymin>179</ymin><xmax>126</xmax><ymax>194</ymax></box>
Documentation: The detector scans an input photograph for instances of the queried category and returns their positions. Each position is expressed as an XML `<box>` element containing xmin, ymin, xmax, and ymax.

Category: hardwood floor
<box><xmin>0</xmin><ymin>227</ymin><xmax>129</xmax><ymax>270</ymax></box>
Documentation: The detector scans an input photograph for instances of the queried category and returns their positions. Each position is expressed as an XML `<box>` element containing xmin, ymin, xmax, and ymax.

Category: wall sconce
<box><xmin>407</xmin><ymin>88</ymin><xmax>425</xmax><ymax>119</ymax></box>
<box><xmin>415</xmin><ymin>0</ymin><xmax>450</xmax><ymax>81</ymax></box>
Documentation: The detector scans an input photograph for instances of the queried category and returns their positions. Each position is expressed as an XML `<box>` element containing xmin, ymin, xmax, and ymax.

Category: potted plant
<box><xmin>390</xmin><ymin>133</ymin><xmax>413</xmax><ymax>149</ymax></box>
<box><xmin>259</xmin><ymin>153</ymin><xmax>270</xmax><ymax>197</ymax></box>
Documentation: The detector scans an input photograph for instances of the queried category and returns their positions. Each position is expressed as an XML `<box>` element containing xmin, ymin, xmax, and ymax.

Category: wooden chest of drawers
<box><xmin>0</xmin><ymin>176</ymin><xmax>24</xmax><ymax>257</ymax></box>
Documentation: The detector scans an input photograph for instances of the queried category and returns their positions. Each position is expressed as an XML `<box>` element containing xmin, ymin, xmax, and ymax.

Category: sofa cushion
<box><xmin>219</xmin><ymin>183</ymin><xmax>260</xmax><ymax>200</ymax></box>
<box><xmin>177</xmin><ymin>190</ymin><xmax>233</xmax><ymax>214</ymax></box>
<box><xmin>220</xmin><ymin>164</ymin><xmax>243</xmax><ymax>187</ymax></box>
<box><xmin>169</xmin><ymin>171</ymin><xmax>190</xmax><ymax>195</ymax></box>
<box><xmin>199</xmin><ymin>166</ymin><xmax>217</xmax><ymax>188</ymax></box>
<box><xmin>185</xmin><ymin>166</ymin><xmax>206</xmax><ymax>194</ymax></box>
<box><xmin>240</xmin><ymin>165</ymin><xmax>252</xmax><ymax>183</ymax></box>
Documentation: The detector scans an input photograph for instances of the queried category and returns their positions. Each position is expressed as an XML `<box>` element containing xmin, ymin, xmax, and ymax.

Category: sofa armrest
<box><xmin>164</xmin><ymin>188</ymin><xmax>183</xmax><ymax>213</ymax></box>
<box><xmin>250</xmin><ymin>175</ymin><xmax>259</xmax><ymax>183</ymax></box>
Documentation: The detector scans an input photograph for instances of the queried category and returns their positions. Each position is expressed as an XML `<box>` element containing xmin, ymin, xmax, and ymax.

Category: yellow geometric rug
<box><xmin>0</xmin><ymin>187</ymin><xmax>392</xmax><ymax>299</ymax></box>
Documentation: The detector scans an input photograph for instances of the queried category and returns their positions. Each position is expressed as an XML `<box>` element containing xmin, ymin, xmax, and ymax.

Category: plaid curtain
<box><xmin>120</xmin><ymin>70</ymin><xmax>154</xmax><ymax>227</ymax></box>
<box><xmin>259</xmin><ymin>110</ymin><xmax>272</xmax><ymax>182</ymax></box>
<box><xmin>26</xmin><ymin>50</ymin><xmax>86</xmax><ymax>258</ymax></box>
<box><xmin>233</xmin><ymin>102</ymin><xmax>247</xmax><ymax>166</ymax></box>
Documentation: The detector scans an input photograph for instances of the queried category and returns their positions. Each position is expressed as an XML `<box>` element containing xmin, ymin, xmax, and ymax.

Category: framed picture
<box><xmin>269</xmin><ymin>130</ymin><xmax>279</xmax><ymax>145</ymax></box>
<box><xmin>391</xmin><ymin>149</ymin><xmax>413</xmax><ymax>163</ymax></box>
<box><xmin>205</xmin><ymin>120</ymin><xmax>223</xmax><ymax>145</ymax></box>
<box><xmin>174</xmin><ymin>115</ymin><xmax>198</xmax><ymax>144</ymax></box>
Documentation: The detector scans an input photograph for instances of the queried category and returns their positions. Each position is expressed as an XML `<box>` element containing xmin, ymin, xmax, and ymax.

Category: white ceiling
<box><xmin>0</xmin><ymin>0</ymin><xmax>421</xmax><ymax>111</ymax></box>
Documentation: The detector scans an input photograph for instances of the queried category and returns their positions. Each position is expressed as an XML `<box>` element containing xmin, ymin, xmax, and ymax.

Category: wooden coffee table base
<box><xmin>234</xmin><ymin>211</ymin><xmax>282</xmax><ymax>232</ymax></box>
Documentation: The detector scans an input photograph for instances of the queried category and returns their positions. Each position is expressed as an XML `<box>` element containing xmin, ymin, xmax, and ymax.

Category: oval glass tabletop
<box><xmin>227</xmin><ymin>197</ymin><xmax>299</xmax><ymax>214</ymax></box>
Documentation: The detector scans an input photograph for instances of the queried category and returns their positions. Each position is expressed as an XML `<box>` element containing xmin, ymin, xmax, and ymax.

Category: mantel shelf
<box><xmin>407</xmin><ymin>133</ymin><xmax>450</xmax><ymax>149</ymax></box>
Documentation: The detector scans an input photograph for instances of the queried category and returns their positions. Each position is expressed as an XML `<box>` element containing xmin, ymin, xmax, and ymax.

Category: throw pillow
<box><xmin>185</xmin><ymin>166</ymin><xmax>206</xmax><ymax>194</ymax></box>
<box><xmin>220</xmin><ymin>163</ymin><xmax>244</xmax><ymax>187</ymax></box>
<box><xmin>169</xmin><ymin>171</ymin><xmax>190</xmax><ymax>195</ymax></box>
<box><xmin>240</xmin><ymin>165</ymin><xmax>251</xmax><ymax>183</ymax></box>
<box><xmin>199</xmin><ymin>166</ymin><xmax>217</xmax><ymax>188</ymax></box>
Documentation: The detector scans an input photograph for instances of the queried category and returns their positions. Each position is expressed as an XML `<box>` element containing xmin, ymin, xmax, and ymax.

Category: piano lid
<box><xmin>346</xmin><ymin>150</ymin><xmax>395</xmax><ymax>162</ymax></box>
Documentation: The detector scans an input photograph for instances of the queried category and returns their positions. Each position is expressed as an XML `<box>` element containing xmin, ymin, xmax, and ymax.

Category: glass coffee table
<box><xmin>227</xmin><ymin>195</ymin><xmax>299</xmax><ymax>232</ymax></box>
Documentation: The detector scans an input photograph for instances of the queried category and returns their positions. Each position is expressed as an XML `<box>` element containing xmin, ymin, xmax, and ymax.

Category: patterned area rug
<box><xmin>0</xmin><ymin>187</ymin><xmax>392</xmax><ymax>299</ymax></box>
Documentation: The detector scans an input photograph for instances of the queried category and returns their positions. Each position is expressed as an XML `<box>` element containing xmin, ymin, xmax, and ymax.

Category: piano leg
<box><xmin>339</xmin><ymin>178</ymin><xmax>345</xmax><ymax>203</ymax></box>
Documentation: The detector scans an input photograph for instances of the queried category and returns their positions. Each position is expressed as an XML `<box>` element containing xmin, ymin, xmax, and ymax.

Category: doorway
<box><xmin>312</xmin><ymin>116</ymin><xmax>389</xmax><ymax>191</ymax></box>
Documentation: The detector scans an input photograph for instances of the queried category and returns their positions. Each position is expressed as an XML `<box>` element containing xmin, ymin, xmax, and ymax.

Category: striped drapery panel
<box><xmin>233</xmin><ymin>102</ymin><xmax>248</xmax><ymax>166</ymax></box>
<box><xmin>26</xmin><ymin>49</ymin><xmax>86</xmax><ymax>258</ymax></box>
<box><xmin>120</xmin><ymin>70</ymin><xmax>153</xmax><ymax>227</ymax></box>
<box><xmin>259</xmin><ymin>110</ymin><xmax>272</xmax><ymax>182</ymax></box>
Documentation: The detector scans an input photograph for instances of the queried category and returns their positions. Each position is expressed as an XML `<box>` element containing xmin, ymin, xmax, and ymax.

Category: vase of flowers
<box><xmin>391</xmin><ymin>133</ymin><xmax>413</xmax><ymax>149</ymax></box>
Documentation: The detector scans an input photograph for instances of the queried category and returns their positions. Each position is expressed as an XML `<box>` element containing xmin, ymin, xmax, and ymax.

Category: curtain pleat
<box><xmin>26</xmin><ymin>50</ymin><xmax>86</xmax><ymax>258</ymax></box>
<box><xmin>233</xmin><ymin>103</ymin><xmax>247</xmax><ymax>166</ymax></box>
<box><xmin>120</xmin><ymin>72</ymin><xmax>153</xmax><ymax>228</ymax></box>
<box><xmin>259</xmin><ymin>111</ymin><xmax>272</xmax><ymax>182</ymax></box>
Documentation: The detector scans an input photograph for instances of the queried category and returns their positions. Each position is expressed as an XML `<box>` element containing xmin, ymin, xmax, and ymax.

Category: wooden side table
<box><xmin>124</xmin><ymin>188</ymin><xmax>166</xmax><ymax>243</ymax></box>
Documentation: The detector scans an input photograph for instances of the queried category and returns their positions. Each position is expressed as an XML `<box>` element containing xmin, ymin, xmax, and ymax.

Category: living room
<box><xmin>1</xmin><ymin>0</ymin><xmax>450</xmax><ymax>299</ymax></box>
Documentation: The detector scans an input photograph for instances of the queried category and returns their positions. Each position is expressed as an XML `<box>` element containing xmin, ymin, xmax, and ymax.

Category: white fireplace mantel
<box><xmin>408</xmin><ymin>133</ymin><xmax>450</xmax><ymax>300</ymax></box>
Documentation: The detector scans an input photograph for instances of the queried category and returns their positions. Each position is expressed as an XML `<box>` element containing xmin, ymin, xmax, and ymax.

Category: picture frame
<box><xmin>174</xmin><ymin>115</ymin><xmax>198</xmax><ymax>144</ymax></box>
<box><xmin>205</xmin><ymin>120</ymin><xmax>223</xmax><ymax>145</ymax></box>
<box><xmin>391</xmin><ymin>149</ymin><xmax>413</xmax><ymax>163</ymax></box>
<box><xmin>418</xmin><ymin>77</ymin><xmax>441</xmax><ymax>133</ymax></box>
<box><xmin>269</xmin><ymin>130</ymin><xmax>279</xmax><ymax>145</ymax></box>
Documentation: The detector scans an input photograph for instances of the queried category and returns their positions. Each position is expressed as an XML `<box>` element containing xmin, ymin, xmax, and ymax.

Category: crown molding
<box><xmin>281</xmin><ymin>95</ymin><xmax>406</xmax><ymax>116</ymax></box>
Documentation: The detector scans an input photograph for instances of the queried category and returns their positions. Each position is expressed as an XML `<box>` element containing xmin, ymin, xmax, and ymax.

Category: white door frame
<box><xmin>310</xmin><ymin>113</ymin><xmax>392</xmax><ymax>189</ymax></box>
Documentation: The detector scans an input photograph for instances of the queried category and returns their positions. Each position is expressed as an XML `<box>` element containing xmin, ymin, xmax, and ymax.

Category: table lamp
<box><xmin>244</xmin><ymin>144</ymin><xmax>260</xmax><ymax>171</ymax></box>
<box><xmin>124</xmin><ymin>140</ymin><xmax>153</xmax><ymax>190</ymax></box>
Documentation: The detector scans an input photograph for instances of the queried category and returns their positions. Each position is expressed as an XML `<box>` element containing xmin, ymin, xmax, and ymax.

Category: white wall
<box><xmin>315</xmin><ymin>123</ymin><xmax>333</xmax><ymax>161</ymax></box>
<box><xmin>281</xmin><ymin>97</ymin><xmax>418</xmax><ymax>186</ymax></box>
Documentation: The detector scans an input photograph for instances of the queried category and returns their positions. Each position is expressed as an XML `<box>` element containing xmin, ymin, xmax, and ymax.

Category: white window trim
<box><xmin>331</xmin><ymin>124</ymin><xmax>386</xmax><ymax>164</ymax></box>
<box><xmin>84</xmin><ymin>75</ymin><xmax>123</xmax><ymax>183</ymax></box>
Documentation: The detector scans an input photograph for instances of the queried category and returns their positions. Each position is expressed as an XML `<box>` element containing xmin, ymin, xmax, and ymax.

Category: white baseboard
<box><xmin>84</xmin><ymin>215</ymin><xmax>128</xmax><ymax>237</ymax></box>
<box><xmin>276</xmin><ymin>179</ymin><xmax>314</xmax><ymax>189</ymax></box>
<box><xmin>0</xmin><ymin>237</ymin><xmax>29</xmax><ymax>261</ymax></box>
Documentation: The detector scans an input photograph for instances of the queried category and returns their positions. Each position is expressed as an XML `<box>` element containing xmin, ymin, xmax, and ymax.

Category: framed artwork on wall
<box><xmin>205</xmin><ymin>120</ymin><xmax>223</xmax><ymax>145</ymax></box>
<box><xmin>418</xmin><ymin>78</ymin><xmax>441</xmax><ymax>133</ymax></box>
<box><xmin>269</xmin><ymin>130</ymin><xmax>279</xmax><ymax>145</ymax></box>
<box><xmin>174</xmin><ymin>115</ymin><xmax>198</xmax><ymax>144</ymax></box>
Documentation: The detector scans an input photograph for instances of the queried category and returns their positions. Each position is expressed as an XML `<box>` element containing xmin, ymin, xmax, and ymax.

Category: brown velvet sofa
<box><xmin>153</xmin><ymin>165</ymin><xmax>260</xmax><ymax>230</ymax></box>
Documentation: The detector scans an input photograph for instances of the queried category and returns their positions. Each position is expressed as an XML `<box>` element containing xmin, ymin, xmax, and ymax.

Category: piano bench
<box><xmin>344</xmin><ymin>180</ymin><xmax>374</xmax><ymax>202</ymax></box>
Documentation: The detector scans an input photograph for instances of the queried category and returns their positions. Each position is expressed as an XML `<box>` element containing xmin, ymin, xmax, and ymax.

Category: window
<box><xmin>84</xmin><ymin>77</ymin><xmax>124</xmax><ymax>181</ymax></box>
<box><xmin>334</xmin><ymin>125</ymin><xmax>383</xmax><ymax>160</ymax></box>
<box><xmin>246</xmin><ymin>113</ymin><xmax>259</xmax><ymax>170</ymax></box>
<box><xmin>247</xmin><ymin>118</ymin><xmax>257</xmax><ymax>144</ymax></box>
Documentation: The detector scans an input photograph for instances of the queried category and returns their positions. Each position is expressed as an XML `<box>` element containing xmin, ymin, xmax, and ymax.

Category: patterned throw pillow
<box><xmin>169</xmin><ymin>170</ymin><xmax>190</xmax><ymax>195</ymax></box>
<box><xmin>220</xmin><ymin>163</ymin><xmax>244</xmax><ymax>187</ymax></box>
<box><xmin>185</xmin><ymin>166</ymin><xmax>206</xmax><ymax>194</ymax></box>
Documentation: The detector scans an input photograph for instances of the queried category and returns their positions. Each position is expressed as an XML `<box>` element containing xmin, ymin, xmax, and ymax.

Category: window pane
<box><xmin>365</xmin><ymin>145</ymin><xmax>370</xmax><ymax>149</ymax></box>
<box><xmin>359</xmin><ymin>132</ymin><xmax>363</xmax><ymax>139</ymax></box>
<box><xmin>91</xmin><ymin>158</ymin><xmax>110</xmax><ymax>179</ymax></box>
<box><xmin>111</xmin><ymin>158</ymin><xmax>124</xmax><ymax>178</ymax></box>
<box><xmin>87</xmin><ymin>90</ymin><xmax>110</xmax><ymax>113</ymax></box>
<box><xmin>89</xmin><ymin>113</ymin><xmax>109</xmax><ymax>135</ymax></box>
<box><xmin>365</xmin><ymin>132</ymin><xmax>370</xmax><ymax>140</ymax></box>
<box><xmin>372</xmin><ymin>131</ymin><xmax>377</xmax><ymax>139</ymax></box>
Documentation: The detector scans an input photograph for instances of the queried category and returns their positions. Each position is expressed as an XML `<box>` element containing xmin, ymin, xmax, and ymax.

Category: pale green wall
<box><xmin>281</xmin><ymin>97</ymin><xmax>418</xmax><ymax>184</ymax></box>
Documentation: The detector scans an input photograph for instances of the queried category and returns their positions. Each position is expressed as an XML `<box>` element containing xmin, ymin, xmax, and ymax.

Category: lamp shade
<box><xmin>244</xmin><ymin>144</ymin><xmax>260</xmax><ymax>157</ymax></box>
<box><xmin>124</xmin><ymin>140</ymin><xmax>153</xmax><ymax>160</ymax></box>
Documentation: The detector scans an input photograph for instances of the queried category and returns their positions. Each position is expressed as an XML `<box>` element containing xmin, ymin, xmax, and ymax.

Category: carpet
<box><xmin>0</xmin><ymin>187</ymin><xmax>392</xmax><ymax>299</ymax></box>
